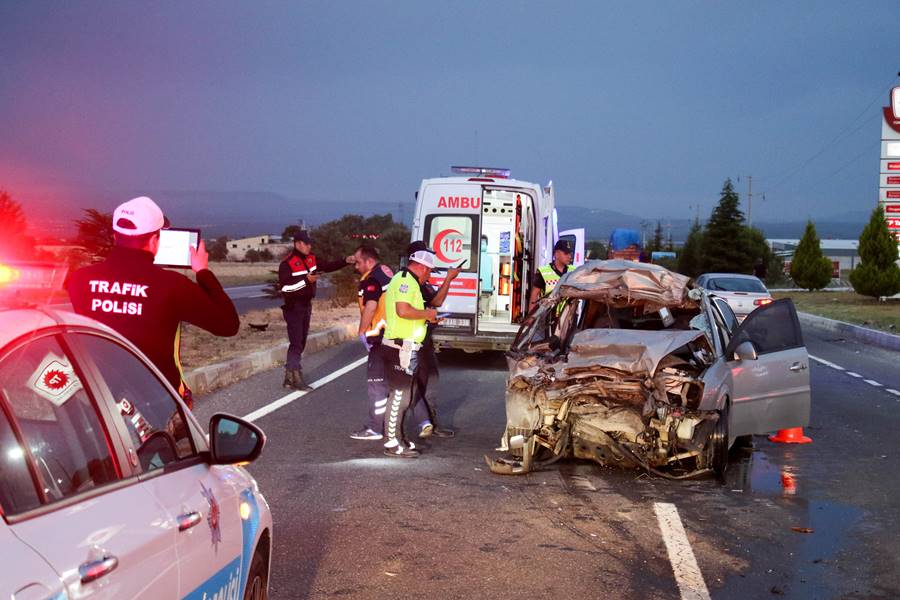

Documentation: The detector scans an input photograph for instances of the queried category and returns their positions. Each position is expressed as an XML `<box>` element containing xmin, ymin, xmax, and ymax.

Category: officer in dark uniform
<box><xmin>349</xmin><ymin>244</ymin><xmax>394</xmax><ymax>440</ymax></box>
<box><xmin>66</xmin><ymin>196</ymin><xmax>239</xmax><ymax>408</ymax></box>
<box><xmin>279</xmin><ymin>230</ymin><xmax>354</xmax><ymax>390</ymax></box>
<box><xmin>405</xmin><ymin>241</ymin><xmax>460</xmax><ymax>438</ymax></box>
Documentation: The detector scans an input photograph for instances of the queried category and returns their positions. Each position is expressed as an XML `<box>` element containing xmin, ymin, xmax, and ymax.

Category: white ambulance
<box><xmin>412</xmin><ymin>167</ymin><xmax>583</xmax><ymax>352</ymax></box>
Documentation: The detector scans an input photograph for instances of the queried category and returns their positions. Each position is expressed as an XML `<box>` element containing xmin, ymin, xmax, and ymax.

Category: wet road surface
<box><xmin>194</xmin><ymin>320</ymin><xmax>900</xmax><ymax>599</ymax></box>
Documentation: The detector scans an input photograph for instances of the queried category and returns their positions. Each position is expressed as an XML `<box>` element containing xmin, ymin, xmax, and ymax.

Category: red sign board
<box><xmin>889</xmin><ymin>162</ymin><xmax>900</xmax><ymax>170</ymax></box>
<box><xmin>888</xmin><ymin>190</ymin><xmax>900</xmax><ymax>199</ymax></box>
<box><xmin>884</xmin><ymin>204</ymin><xmax>900</xmax><ymax>214</ymax></box>
<box><xmin>888</xmin><ymin>218</ymin><xmax>900</xmax><ymax>230</ymax></box>
<box><xmin>888</xmin><ymin>176</ymin><xmax>900</xmax><ymax>185</ymax></box>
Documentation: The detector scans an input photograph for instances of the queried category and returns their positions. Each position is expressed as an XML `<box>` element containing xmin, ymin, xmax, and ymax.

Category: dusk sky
<box><xmin>2</xmin><ymin>1</ymin><xmax>898</xmax><ymax>224</ymax></box>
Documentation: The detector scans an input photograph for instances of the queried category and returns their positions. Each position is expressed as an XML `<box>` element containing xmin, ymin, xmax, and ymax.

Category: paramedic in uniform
<box><xmin>379</xmin><ymin>248</ymin><xmax>439</xmax><ymax>458</ymax></box>
<box><xmin>529</xmin><ymin>239</ymin><xmax>575</xmax><ymax>310</ymax></box>
<box><xmin>349</xmin><ymin>244</ymin><xmax>393</xmax><ymax>440</ymax></box>
<box><xmin>66</xmin><ymin>196</ymin><xmax>239</xmax><ymax>408</ymax></box>
<box><xmin>279</xmin><ymin>230</ymin><xmax>354</xmax><ymax>391</ymax></box>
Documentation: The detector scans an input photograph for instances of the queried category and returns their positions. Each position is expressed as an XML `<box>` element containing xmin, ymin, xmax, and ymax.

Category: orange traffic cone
<box><xmin>768</xmin><ymin>427</ymin><xmax>812</xmax><ymax>444</ymax></box>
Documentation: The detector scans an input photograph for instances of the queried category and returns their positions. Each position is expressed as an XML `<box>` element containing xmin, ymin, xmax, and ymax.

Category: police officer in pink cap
<box><xmin>66</xmin><ymin>196</ymin><xmax>240</xmax><ymax>408</ymax></box>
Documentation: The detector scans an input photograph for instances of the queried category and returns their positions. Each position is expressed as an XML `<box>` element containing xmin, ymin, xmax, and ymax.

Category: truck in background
<box><xmin>607</xmin><ymin>228</ymin><xmax>643</xmax><ymax>261</ymax></box>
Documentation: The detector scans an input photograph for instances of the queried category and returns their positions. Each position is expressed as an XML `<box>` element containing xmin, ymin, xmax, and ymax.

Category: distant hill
<box><xmin>20</xmin><ymin>187</ymin><xmax>867</xmax><ymax>243</ymax></box>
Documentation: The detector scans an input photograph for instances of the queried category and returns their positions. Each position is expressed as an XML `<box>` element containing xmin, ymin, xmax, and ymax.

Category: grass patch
<box><xmin>172</xmin><ymin>261</ymin><xmax>280</xmax><ymax>286</ymax></box>
<box><xmin>179</xmin><ymin>300</ymin><xmax>357</xmax><ymax>369</ymax></box>
<box><xmin>773</xmin><ymin>291</ymin><xmax>900</xmax><ymax>333</ymax></box>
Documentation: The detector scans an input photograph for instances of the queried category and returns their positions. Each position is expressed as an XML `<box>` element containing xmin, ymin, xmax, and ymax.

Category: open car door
<box><xmin>559</xmin><ymin>228</ymin><xmax>585</xmax><ymax>266</ymax></box>
<box><xmin>724</xmin><ymin>298</ymin><xmax>811</xmax><ymax>437</ymax></box>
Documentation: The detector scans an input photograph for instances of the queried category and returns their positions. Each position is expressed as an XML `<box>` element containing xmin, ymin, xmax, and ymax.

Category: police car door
<box><xmin>1</xmin><ymin>332</ymin><xmax>178</xmax><ymax>599</ymax></box>
<box><xmin>70</xmin><ymin>333</ymin><xmax>245</xmax><ymax>600</ymax></box>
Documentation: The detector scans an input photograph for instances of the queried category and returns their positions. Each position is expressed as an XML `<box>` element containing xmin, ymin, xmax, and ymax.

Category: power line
<box><xmin>762</xmin><ymin>74</ymin><xmax>898</xmax><ymax>195</ymax></box>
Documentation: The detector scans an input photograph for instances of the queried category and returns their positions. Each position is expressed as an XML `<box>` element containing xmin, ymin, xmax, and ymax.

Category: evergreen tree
<box><xmin>849</xmin><ymin>206</ymin><xmax>900</xmax><ymax>298</ymax></box>
<box><xmin>790</xmin><ymin>220</ymin><xmax>833</xmax><ymax>291</ymax></box>
<box><xmin>701</xmin><ymin>179</ymin><xmax>753</xmax><ymax>273</ymax></box>
<box><xmin>74</xmin><ymin>209</ymin><xmax>114</xmax><ymax>261</ymax></box>
<box><xmin>207</xmin><ymin>236</ymin><xmax>230</xmax><ymax>261</ymax></box>
<box><xmin>586</xmin><ymin>240</ymin><xmax>607</xmax><ymax>259</ymax></box>
<box><xmin>677</xmin><ymin>218</ymin><xmax>705</xmax><ymax>277</ymax></box>
<box><xmin>0</xmin><ymin>191</ymin><xmax>35</xmax><ymax>259</ymax></box>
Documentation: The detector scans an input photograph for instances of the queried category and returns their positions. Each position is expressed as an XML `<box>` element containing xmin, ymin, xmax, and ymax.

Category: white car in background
<box><xmin>0</xmin><ymin>262</ymin><xmax>272</xmax><ymax>600</ymax></box>
<box><xmin>695</xmin><ymin>273</ymin><xmax>773</xmax><ymax>321</ymax></box>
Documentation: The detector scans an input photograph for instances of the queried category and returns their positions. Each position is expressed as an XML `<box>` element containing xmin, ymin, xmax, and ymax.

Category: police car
<box><xmin>0</xmin><ymin>262</ymin><xmax>272</xmax><ymax>599</ymax></box>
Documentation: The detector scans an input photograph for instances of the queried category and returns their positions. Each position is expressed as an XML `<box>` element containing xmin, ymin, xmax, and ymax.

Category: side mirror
<box><xmin>733</xmin><ymin>340</ymin><xmax>758</xmax><ymax>362</ymax></box>
<box><xmin>209</xmin><ymin>413</ymin><xmax>266</xmax><ymax>465</ymax></box>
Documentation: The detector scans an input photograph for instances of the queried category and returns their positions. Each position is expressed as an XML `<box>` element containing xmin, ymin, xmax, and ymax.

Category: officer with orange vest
<box><xmin>528</xmin><ymin>239</ymin><xmax>575</xmax><ymax>311</ymax></box>
<box><xmin>349</xmin><ymin>244</ymin><xmax>394</xmax><ymax>440</ymax></box>
<box><xmin>279</xmin><ymin>230</ymin><xmax>355</xmax><ymax>390</ymax></box>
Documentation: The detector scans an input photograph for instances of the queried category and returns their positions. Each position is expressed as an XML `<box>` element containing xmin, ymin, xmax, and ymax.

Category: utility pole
<box><xmin>746</xmin><ymin>175</ymin><xmax>753</xmax><ymax>227</ymax></box>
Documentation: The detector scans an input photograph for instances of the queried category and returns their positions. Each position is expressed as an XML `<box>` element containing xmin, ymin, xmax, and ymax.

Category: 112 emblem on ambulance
<box><xmin>28</xmin><ymin>353</ymin><xmax>83</xmax><ymax>406</ymax></box>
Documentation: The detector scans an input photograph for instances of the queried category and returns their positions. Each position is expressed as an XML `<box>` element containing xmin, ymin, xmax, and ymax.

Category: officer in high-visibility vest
<box><xmin>529</xmin><ymin>239</ymin><xmax>575</xmax><ymax>311</ymax></box>
<box><xmin>378</xmin><ymin>247</ymin><xmax>440</xmax><ymax>458</ymax></box>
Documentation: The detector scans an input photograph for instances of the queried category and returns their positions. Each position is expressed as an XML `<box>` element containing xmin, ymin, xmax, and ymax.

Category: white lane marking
<box><xmin>654</xmin><ymin>502</ymin><xmax>711</xmax><ymax>600</ymax></box>
<box><xmin>243</xmin><ymin>356</ymin><xmax>368</xmax><ymax>422</ymax></box>
<box><xmin>807</xmin><ymin>355</ymin><xmax>894</xmax><ymax>392</ymax></box>
<box><xmin>807</xmin><ymin>354</ymin><xmax>845</xmax><ymax>371</ymax></box>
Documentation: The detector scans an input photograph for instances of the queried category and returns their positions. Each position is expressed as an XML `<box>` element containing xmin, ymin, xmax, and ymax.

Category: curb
<box><xmin>798</xmin><ymin>312</ymin><xmax>900</xmax><ymax>352</ymax></box>
<box><xmin>184</xmin><ymin>322</ymin><xmax>357</xmax><ymax>395</ymax></box>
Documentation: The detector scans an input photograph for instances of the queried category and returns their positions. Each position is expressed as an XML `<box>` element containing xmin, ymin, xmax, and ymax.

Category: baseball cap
<box><xmin>553</xmin><ymin>239</ymin><xmax>572</xmax><ymax>254</ymax></box>
<box><xmin>293</xmin><ymin>230</ymin><xmax>313</xmax><ymax>244</ymax></box>
<box><xmin>113</xmin><ymin>196</ymin><xmax>169</xmax><ymax>235</ymax></box>
<box><xmin>409</xmin><ymin>249</ymin><xmax>436</xmax><ymax>270</ymax></box>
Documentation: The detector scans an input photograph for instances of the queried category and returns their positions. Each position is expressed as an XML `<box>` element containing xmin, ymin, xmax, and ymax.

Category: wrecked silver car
<box><xmin>487</xmin><ymin>260</ymin><xmax>811</xmax><ymax>478</ymax></box>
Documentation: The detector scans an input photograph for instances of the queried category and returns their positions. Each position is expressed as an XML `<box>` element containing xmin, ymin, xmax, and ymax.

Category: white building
<box><xmin>226</xmin><ymin>235</ymin><xmax>290</xmax><ymax>261</ymax></box>
<box><xmin>767</xmin><ymin>239</ymin><xmax>860</xmax><ymax>272</ymax></box>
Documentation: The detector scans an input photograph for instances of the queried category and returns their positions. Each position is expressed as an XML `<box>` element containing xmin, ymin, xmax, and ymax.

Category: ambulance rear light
<box><xmin>754</xmin><ymin>297</ymin><xmax>773</xmax><ymax>306</ymax></box>
<box><xmin>451</xmin><ymin>166</ymin><xmax>510</xmax><ymax>178</ymax></box>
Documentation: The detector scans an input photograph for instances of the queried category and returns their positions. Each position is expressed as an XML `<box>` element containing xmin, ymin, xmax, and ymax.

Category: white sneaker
<box><xmin>350</xmin><ymin>428</ymin><xmax>383</xmax><ymax>440</ymax></box>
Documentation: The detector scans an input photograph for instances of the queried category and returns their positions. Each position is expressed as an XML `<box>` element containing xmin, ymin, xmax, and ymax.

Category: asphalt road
<box><xmin>194</xmin><ymin>321</ymin><xmax>900</xmax><ymax>599</ymax></box>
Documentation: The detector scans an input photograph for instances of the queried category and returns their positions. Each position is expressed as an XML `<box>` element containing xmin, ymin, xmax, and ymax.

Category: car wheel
<box><xmin>243</xmin><ymin>548</ymin><xmax>268</xmax><ymax>600</ymax></box>
<box><xmin>707</xmin><ymin>403</ymin><xmax>730</xmax><ymax>478</ymax></box>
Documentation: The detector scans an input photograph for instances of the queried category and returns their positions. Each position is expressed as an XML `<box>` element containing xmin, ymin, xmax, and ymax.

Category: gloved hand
<box><xmin>358</xmin><ymin>334</ymin><xmax>372</xmax><ymax>352</ymax></box>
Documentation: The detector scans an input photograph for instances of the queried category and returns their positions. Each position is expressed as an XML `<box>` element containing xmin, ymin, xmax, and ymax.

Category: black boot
<box><xmin>292</xmin><ymin>369</ymin><xmax>313</xmax><ymax>392</ymax></box>
<box><xmin>282</xmin><ymin>369</ymin><xmax>293</xmax><ymax>389</ymax></box>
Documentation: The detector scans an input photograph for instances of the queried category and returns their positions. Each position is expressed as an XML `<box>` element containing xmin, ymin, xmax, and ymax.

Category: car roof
<box><xmin>700</xmin><ymin>273</ymin><xmax>762</xmax><ymax>280</ymax></box>
<box><xmin>0</xmin><ymin>307</ymin><xmax>121</xmax><ymax>349</ymax></box>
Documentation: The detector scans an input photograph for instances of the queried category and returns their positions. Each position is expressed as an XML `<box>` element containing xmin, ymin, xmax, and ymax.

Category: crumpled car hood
<box><xmin>555</xmin><ymin>259</ymin><xmax>695</xmax><ymax>313</ymax></box>
<box><xmin>564</xmin><ymin>329</ymin><xmax>708</xmax><ymax>377</ymax></box>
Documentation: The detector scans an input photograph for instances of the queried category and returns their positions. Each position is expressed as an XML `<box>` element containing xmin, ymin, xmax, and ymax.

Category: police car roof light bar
<box><xmin>0</xmin><ymin>261</ymin><xmax>69</xmax><ymax>308</ymax></box>
<box><xmin>450</xmin><ymin>166</ymin><xmax>511</xmax><ymax>179</ymax></box>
